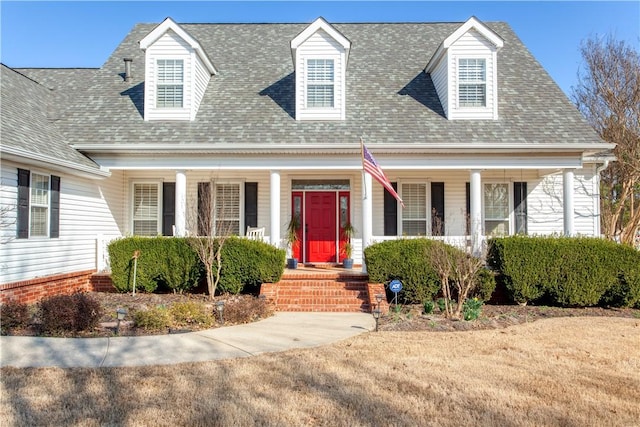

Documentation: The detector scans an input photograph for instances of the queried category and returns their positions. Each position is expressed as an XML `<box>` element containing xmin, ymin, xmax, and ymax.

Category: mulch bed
<box><xmin>378</xmin><ymin>303</ymin><xmax>640</xmax><ymax>332</ymax></box>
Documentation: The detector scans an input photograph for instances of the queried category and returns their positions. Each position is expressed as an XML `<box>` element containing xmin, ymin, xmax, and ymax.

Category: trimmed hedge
<box><xmin>109</xmin><ymin>237</ymin><xmax>202</xmax><ymax>293</ymax></box>
<box><xmin>218</xmin><ymin>237</ymin><xmax>286</xmax><ymax>294</ymax></box>
<box><xmin>487</xmin><ymin>236</ymin><xmax>640</xmax><ymax>307</ymax></box>
<box><xmin>364</xmin><ymin>239</ymin><xmax>441</xmax><ymax>304</ymax></box>
<box><xmin>108</xmin><ymin>236</ymin><xmax>285</xmax><ymax>295</ymax></box>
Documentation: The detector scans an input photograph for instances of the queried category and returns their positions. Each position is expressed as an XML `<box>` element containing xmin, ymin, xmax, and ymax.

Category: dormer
<box><xmin>140</xmin><ymin>17</ymin><xmax>217</xmax><ymax>121</ymax></box>
<box><xmin>290</xmin><ymin>17</ymin><xmax>351</xmax><ymax>121</ymax></box>
<box><xmin>425</xmin><ymin>17</ymin><xmax>503</xmax><ymax>120</ymax></box>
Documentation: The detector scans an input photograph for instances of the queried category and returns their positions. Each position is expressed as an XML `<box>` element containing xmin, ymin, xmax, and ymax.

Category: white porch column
<box><xmin>563</xmin><ymin>168</ymin><xmax>575</xmax><ymax>236</ymax></box>
<box><xmin>174</xmin><ymin>170</ymin><xmax>186</xmax><ymax>236</ymax></box>
<box><xmin>362</xmin><ymin>172</ymin><xmax>373</xmax><ymax>273</ymax></box>
<box><xmin>270</xmin><ymin>170</ymin><xmax>281</xmax><ymax>247</ymax></box>
<box><xmin>469</xmin><ymin>169</ymin><xmax>483</xmax><ymax>256</ymax></box>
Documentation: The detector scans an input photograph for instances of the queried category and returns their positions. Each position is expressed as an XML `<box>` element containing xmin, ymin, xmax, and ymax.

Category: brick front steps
<box><xmin>260</xmin><ymin>265</ymin><xmax>389</xmax><ymax>313</ymax></box>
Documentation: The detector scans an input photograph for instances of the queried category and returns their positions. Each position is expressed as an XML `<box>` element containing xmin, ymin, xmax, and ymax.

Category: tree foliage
<box><xmin>573</xmin><ymin>34</ymin><xmax>640</xmax><ymax>247</ymax></box>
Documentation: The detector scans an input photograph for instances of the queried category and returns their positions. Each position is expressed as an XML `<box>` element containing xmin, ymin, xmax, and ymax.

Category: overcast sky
<box><xmin>1</xmin><ymin>1</ymin><xmax>638</xmax><ymax>97</ymax></box>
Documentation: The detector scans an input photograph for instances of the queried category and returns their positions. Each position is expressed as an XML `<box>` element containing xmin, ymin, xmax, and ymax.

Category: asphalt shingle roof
<box><xmin>5</xmin><ymin>21</ymin><xmax>604</xmax><ymax>151</ymax></box>
<box><xmin>0</xmin><ymin>65</ymin><xmax>101</xmax><ymax>170</ymax></box>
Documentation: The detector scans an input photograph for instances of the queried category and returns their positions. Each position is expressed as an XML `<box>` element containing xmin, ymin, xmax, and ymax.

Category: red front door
<box><xmin>305</xmin><ymin>192</ymin><xmax>337</xmax><ymax>263</ymax></box>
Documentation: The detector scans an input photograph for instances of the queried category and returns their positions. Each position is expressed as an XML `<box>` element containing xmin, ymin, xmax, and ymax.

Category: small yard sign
<box><xmin>389</xmin><ymin>279</ymin><xmax>403</xmax><ymax>306</ymax></box>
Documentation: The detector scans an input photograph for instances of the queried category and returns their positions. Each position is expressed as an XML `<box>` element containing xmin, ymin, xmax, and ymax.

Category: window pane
<box><xmin>402</xmin><ymin>183</ymin><xmax>427</xmax><ymax>236</ymax></box>
<box><xmin>30</xmin><ymin>206</ymin><xmax>48</xmax><ymax>237</ymax></box>
<box><xmin>31</xmin><ymin>174</ymin><xmax>49</xmax><ymax>205</ymax></box>
<box><xmin>459</xmin><ymin>58</ymin><xmax>486</xmax><ymax>107</ymax></box>
<box><xmin>484</xmin><ymin>184</ymin><xmax>509</xmax><ymax>235</ymax></box>
<box><xmin>133</xmin><ymin>184</ymin><xmax>158</xmax><ymax>236</ymax></box>
<box><xmin>157</xmin><ymin>59</ymin><xmax>184</xmax><ymax>108</ymax></box>
<box><xmin>215</xmin><ymin>184</ymin><xmax>240</xmax><ymax>236</ymax></box>
<box><xmin>307</xmin><ymin>59</ymin><xmax>334</xmax><ymax>108</ymax></box>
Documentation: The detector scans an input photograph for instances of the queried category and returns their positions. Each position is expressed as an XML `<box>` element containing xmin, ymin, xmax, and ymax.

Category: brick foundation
<box><xmin>1</xmin><ymin>270</ymin><xmax>116</xmax><ymax>305</ymax></box>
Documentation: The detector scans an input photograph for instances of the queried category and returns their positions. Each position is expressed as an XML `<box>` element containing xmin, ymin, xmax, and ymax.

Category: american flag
<box><xmin>362</xmin><ymin>143</ymin><xmax>405</xmax><ymax>208</ymax></box>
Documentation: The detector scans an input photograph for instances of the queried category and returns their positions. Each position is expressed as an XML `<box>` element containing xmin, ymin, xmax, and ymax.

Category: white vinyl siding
<box><xmin>458</xmin><ymin>58</ymin><xmax>486</xmax><ymax>107</ymax></box>
<box><xmin>447</xmin><ymin>30</ymin><xmax>498</xmax><ymax>120</ymax></box>
<box><xmin>306</xmin><ymin>59</ymin><xmax>334</xmax><ymax>108</ymax></box>
<box><xmin>0</xmin><ymin>161</ymin><xmax>123</xmax><ymax>285</ymax></box>
<box><xmin>294</xmin><ymin>30</ymin><xmax>346</xmax><ymax>121</ymax></box>
<box><xmin>132</xmin><ymin>183</ymin><xmax>160</xmax><ymax>236</ymax></box>
<box><xmin>156</xmin><ymin>59</ymin><xmax>184</xmax><ymax>108</ymax></box>
<box><xmin>29</xmin><ymin>173</ymin><xmax>50</xmax><ymax>237</ymax></box>
<box><xmin>430</xmin><ymin>53</ymin><xmax>450</xmax><ymax>117</ymax></box>
<box><xmin>144</xmin><ymin>31</ymin><xmax>213</xmax><ymax>121</ymax></box>
<box><xmin>483</xmin><ymin>183</ymin><xmax>510</xmax><ymax>236</ymax></box>
<box><xmin>401</xmin><ymin>183</ymin><xmax>427</xmax><ymax>236</ymax></box>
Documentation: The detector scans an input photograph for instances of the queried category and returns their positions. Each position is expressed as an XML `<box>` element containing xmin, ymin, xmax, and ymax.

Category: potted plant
<box><xmin>286</xmin><ymin>214</ymin><xmax>301</xmax><ymax>269</ymax></box>
<box><xmin>341</xmin><ymin>222</ymin><xmax>355</xmax><ymax>269</ymax></box>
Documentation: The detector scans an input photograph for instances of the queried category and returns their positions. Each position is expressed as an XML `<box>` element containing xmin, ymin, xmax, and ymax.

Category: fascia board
<box><xmin>444</xmin><ymin>16</ymin><xmax>504</xmax><ymax>50</ymax></box>
<box><xmin>1</xmin><ymin>146</ymin><xmax>111</xmax><ymax>179</ymax></box>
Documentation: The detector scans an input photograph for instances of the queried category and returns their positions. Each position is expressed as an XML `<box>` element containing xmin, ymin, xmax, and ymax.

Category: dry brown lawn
<box><xmin>2</xmin><ymin>316</ymin><xmax>639</xmax><ymax>426</ymax></box>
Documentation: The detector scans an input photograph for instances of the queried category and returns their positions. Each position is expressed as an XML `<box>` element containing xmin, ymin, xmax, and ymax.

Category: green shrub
<box><xmin>133</xmin><ymin>306</ymin><xmax>171</xmax><ymax>330</ymax></box>
<box><xmin>472</xmin><ymin>268</ymin><xmax>497</xmax><ymax>301</ymax></box>
<box><xmin>488</xmin><ymin>236</ymin><xmax>640</xmax><ymax>307</ymax></box>
<box><xmin>0</xmin><ymin>301</ymin><xmax>30</xmax><ymax>334</ymax></box>
<box><xmin>219</xmin><ymin>237</ymin><xmax>286</xmax><ymax>294</ymax></box>
<box><xmin>39</xmin><ymin>293</ymin><xmax>103</xmax><ymax>334</ymax></box>
<box><xmin>463</xmin><ymin>298</ymin><xmax>483</xmax><ymax>321</ymax></box>
<box><xmin>422</xmin><ymin>300</ymin><xmax>434</xmax><ymax>315</ymax></box>
<box><xmin>364</xmin><ymin>239</ymin><xmax>442</xmax><ymax>304</ymax></box>
<box><xmin>169</xmin><ymin>301</ymin><xmax>215</xmax><ymax>328</ymax></box>
<box><xmin>109</xmin><ymin>236</ymin><xmax>202</xmax><ymax>293</ymax></box>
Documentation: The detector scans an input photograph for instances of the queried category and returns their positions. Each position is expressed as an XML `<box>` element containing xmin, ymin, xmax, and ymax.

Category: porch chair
<box><xmin>246</xmin><ymin>226</ymin><xmax>265</xmax><ymax>241</ymax></box>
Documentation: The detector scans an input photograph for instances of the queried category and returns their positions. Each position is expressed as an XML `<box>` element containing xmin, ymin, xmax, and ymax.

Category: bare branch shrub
<box><xmin>430</xmin><ymin>242</ymin><xmax>484</xmax><ymax>319</ymax></box>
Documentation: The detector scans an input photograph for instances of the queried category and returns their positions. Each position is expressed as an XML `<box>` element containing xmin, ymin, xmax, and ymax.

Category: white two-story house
<box><xmin>0</xmin><ymin>17</ymin><xmax>614</xmax><ymax>302</ymax></box>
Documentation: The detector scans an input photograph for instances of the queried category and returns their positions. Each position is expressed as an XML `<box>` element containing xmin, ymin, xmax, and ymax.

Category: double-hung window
<box><xmin>215</xmin><ymin>183</ymin><xmax>241</xmax><ymax>236</ymax></box>
<box><xmin>157</xmin><ymin>59</ymin><xmax>184</xmax><ymax>108</ymax></box>
<box><xmin>306</xmin><ymin>59</ymin><xmax>334</xmax><ymax>108</ymax></box>
<box><xmin>484</xmin><ymin>183</ymin><xmax>509</xmax><ymax>236</ymax></box>
<box><xmin>401</xmin><ymin>183</ymin><xmax>427</xmax><ymax>236</ymax></box>
<box><xmin>458</xmin><ymin>58</ymin><xmax>486</xmax><ymax>107</ymax></box>
<box><xmin>29</xmin><ymin>173</ymin><xmax>50</xmax><ymax>237</ymax></box>
<box><xmin>133</xmin><ymin>183</ymin><xmax>160</xmax><ymax>236</ymax></box>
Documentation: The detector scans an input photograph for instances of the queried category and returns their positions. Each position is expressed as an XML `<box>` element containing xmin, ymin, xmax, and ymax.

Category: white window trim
<box><xmin>29</xmin><ymin>171</ymin><xmax>51</xmax><ymax>239</ymax></box>
<box><xmin>303</xmin><ymin>55</ymin><xmax>341</xmax><ymax>113</ymax></box>
<box><xmin>156</xmin><ymin>58</ymin><xmax>185</xmax><ymax>109</ymax></box>
<box><xmin>457</xmin><ymin>57</ymin><xmax>488</xmax><ymax>109</ymax></box>
<box><xmin>398</xmin><ymin>181</ymin><xmax>434</xmax><ymax>237</ymax></box>
<box><xmin>481</xmin><ymin>182</ymin><xmax>514</xmax><ymax>236</ymax></box>
<box><xmin>130</xmin><ymin>181</ymin><xmax>163</xmax><ymax>236</ymax></box>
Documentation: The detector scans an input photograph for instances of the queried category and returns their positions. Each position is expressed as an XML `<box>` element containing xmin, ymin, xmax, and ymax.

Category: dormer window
<box><xmin>157</xmin><ymin>59</ymin><xmax>184</xmax><ymax>108</ymax></box>
<box><xmin>458</xmin><ymin>58</ymin><xmax>486</xmax><ymax>108</ymax></box>
<box><xmin>307</xmin><ymin>59</ymin><xmax>334</xmax><ymax>108</ymax></box>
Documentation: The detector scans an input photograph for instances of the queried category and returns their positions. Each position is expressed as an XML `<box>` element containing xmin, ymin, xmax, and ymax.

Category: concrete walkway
<box><xmin>0</xmin><ymin>312</ymin><xmax>375</xmax><ymax>368</ymax></box>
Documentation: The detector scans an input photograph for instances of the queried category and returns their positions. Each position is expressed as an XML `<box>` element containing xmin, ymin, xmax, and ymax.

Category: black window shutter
<box><xmin>514</xmin><ymin>182</ymin><xmax>528</xmax><ymax>235</ymax></box>
<box><xmin>17</xmin><ymin>168</ymin><xmax>30</xmax><ymax>239</ymax></box>
<box><xmin>197</xmin><ymin>182</ymin><xmax>211</xmax><ymax>236</ymax></box>
<box><xmin>465</xmin><ymin>182</ymin><xmax>471</xmax><ymax>235</ymax></box>
<box><xmin>162</xmin><ymin>182</ymin><xmax>176</xmax><ymax>236</ymax></box>
<box><xmin>244</xmin><ymin>182</ymin><xmax>258</xmax><ymax>231</ymax></box>
<box><xmin>50</xmin><ymin>175</ymin><xmax>60</xmax><ymax>238</ymax></box>
<box><xmin>383</xmin><ymin>182</ymin><xmax>398</xmax><ymax>236</ymax></box>
<box><xmin>431</xmin><ymin>182</ymin><xmax>445</xmax><ymax>236</ymax></box>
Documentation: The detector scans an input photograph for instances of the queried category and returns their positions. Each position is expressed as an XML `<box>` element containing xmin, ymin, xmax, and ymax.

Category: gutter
<box><xmin>1</xmin><ymin>146</ymin><xmax>111</xmax><ymax>179</ymax></box>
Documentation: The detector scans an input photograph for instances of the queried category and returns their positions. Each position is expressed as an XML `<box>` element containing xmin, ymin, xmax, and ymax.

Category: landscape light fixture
<box><xmin>216</xmin><ymin>300</ymin><xmax>225</xmax><ymax>325</ymax></box>
<box><xmin>116</xmin><ymin>308</ymin><xmax>127</xmax><ymax>335</ymax></box>
<box><xmin>372</xmin><ymin>308</ymin><xmax>381</xmax><ymax>332</ymax></box>
<box><xmin>375</xmin><ymin>294</ymin><xmax>384</xmax><ymax>306</ymax></box>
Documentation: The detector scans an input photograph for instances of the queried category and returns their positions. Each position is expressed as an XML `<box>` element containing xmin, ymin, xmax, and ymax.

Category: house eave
<box><xmin>1</xmin><ymin>146</ymin><xmax>111</xmax><ymax>179</ymax></box>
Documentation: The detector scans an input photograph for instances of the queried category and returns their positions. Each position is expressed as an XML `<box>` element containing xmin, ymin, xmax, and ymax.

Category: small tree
<box><xmin>573</xmin><ymin>34</ymin><xmax>640</xmax><ymax>246</ymax></box>
<box><xmin>430</xmin><ymin>242</ymin><xmax>483</xmax><ymax>319</ymax></box>
<box><xmin>187</xmin><ymin>181</ymin><xmax>237</xmax><ymax>300</ymax></box>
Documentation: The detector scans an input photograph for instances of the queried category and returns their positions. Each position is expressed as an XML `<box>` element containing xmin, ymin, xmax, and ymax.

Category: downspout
<box><xmin>595</xmin><ymin>160</ymin><xmax>610</xmax><ymax>238</ymax></box>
